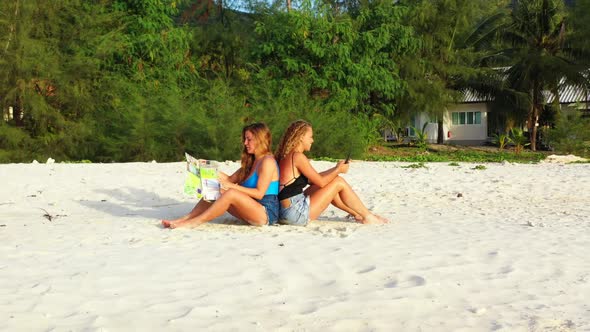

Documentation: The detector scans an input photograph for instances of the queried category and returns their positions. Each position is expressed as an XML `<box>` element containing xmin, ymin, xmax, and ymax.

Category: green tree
<box><xmin>397</xmin><ymin>0</ymin><xmax>507</xmax><ymax>144</ymax></box>
<box><xmin>93</xmin><ymin>0</ymin><xmax>201</xmax><ymax>161</ymax></box>
<box><xmin>0</xmin><ymin>1</ymin><xmax>121</xmax><ymax>161</ymax></box>
<box><xmin>252</xmin><ymin>0</ymin><xmax>418</xmax><ymax>117</ymax></box>
<box><xmin>569</xmin><ymin>0</ymin><xmax>590</xmax><ymax>51</ymax></box>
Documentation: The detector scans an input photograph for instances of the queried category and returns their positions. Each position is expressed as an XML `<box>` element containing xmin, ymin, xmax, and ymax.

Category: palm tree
<box><xmin>470</xmin><ymin>0</ymin><xmax>590</xmax><ymax>150</ymax></box>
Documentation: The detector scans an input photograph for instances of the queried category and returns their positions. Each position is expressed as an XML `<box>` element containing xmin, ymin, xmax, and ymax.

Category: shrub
<box><xmin>247</xmin><ymin>79</ymin><xmax>378</xmax><ymax>160</ymax></box>
<box><xmin>547</xmin><ymin>113</ymin><xmax>590</xmax><ymax>157</ymax></box>
<box><xmin>509</xmin><ymin>128</ymin><xmax>530</xmax><ymax>154</ymax></box>
<box><xmin>411</xmin><ymin>122</ymin><xmax>429</xmax><ymax>150</ymax></box>
<box><xmin>492</xmin><ymin>133</ymin><xmax>510</xmax><ymax>149</ymax></box>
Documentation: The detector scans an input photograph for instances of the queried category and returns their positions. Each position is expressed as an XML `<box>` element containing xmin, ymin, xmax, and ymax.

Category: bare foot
<box><xmin>162</xmin><ymin>217</ymin><xmax>186</xmax><ymax>228</ymax></box>
<box><xmin>361</xmin><ymin>213</ymin><xmax>387</xmax><ymax>225</ymax></box>
<box><xmin>169</xmin><ymin>218</ymin><xmax>206</xmax><ymax>229</ymax></box>
<box><xmin>376</xmin><ymin>214</ymin><xmax>389</xmax><ymax>223</ymax></box>
<box><xmin>346</xmin><ymin>213</ymin><xmax>364</xmax><ymax>222</ymax></box>
<box><xmin>162</xmin><ymin>215</ymin><xmax>192</xmax><ymax>228</ymax></box>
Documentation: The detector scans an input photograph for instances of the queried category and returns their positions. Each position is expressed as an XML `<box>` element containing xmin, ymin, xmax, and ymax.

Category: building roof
<box><xmin>545</xmin><ymin>85</ymin><xmax>590</xmax><ymax>104</ymax></box>
<box><xmin>461</xmin><ymin>89</ymin><xmax>491</xmax><ymax>103</ymax></box>
<box><xmin>461</xmin><ymin>85</ymin><xmax>590</xmax><ymax>104</ymax></box>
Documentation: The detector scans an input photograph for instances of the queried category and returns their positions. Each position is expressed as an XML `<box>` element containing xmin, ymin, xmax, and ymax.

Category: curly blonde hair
<box><xmin>237</xmin><ymin>123</ymin><xmax>272</xmax><ymax>183</ymax></box>
<box><xmin>275</xmin><ymin>120</ymin><xmax>312</xmax><ymax>161</ymax></box>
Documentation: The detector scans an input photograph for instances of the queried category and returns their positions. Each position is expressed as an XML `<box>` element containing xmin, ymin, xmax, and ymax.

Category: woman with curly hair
<box><xmin>275</xmin><ymin>120</ymin><xmax>388</xmax><ymax>226</ymax></box>
<box><xmin>162</xmin><ymin>123</ymin><xmax>279</xmax><ymax>228</ymax></box>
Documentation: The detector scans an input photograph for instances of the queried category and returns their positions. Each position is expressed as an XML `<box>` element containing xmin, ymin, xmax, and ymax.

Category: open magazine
<box><xmin>183</xmin><ymin>152</ymin><xmax>221</xmax><ymax>201</ymax></box>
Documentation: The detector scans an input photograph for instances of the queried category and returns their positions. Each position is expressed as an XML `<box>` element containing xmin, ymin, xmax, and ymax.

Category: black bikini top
<box><xmin>278</xmin><ymin>153</ymin><xmax>309</xmax><ymax>201</ymax></box>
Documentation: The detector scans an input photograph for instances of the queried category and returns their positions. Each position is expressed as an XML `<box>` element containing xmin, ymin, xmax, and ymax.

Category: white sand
<box><xmin>543</xmin><ymin>154</ymin><xmax>588</xmax><ymax>163</ymax></box>
<box><xmin>1</xmin><ymin>160</ymin><xmax>589</xmax><ymax>331</ymax></box>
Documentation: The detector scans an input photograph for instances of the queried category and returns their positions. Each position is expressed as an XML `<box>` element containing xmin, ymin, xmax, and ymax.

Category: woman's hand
<box><xmin>218</xmin><ymin>171</ymin><xmax>229</xmax><ymax>182</ymax></box>
<box><xmin>336</xmin><ymin>160</ymin><xmax>349</xmax><ymax>174</ymax></box>
<box><xmin>218</xmin><ymin>172</ymin><xmax>230</xmax><ymax>194</ymax></box>
<box><xmin>219</xmin><ymin>177</ymin><xmax>234</xmax><ymax>192</ymax></box>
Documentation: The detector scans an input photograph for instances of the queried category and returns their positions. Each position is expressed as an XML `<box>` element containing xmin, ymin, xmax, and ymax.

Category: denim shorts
<box><xmin>279</xmin><ymin>193</ymin><xmax>310</xmax><ymax>226</ymax></box>
<box><xmin>258</xmin><ymin>195</ymin><xmax>279</xmax><ymax>225</ymax></box>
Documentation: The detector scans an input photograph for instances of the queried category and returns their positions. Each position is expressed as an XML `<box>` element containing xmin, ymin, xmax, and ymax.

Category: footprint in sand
<box><xmin>128</xmin><ymin>237</ymin><xmax>142</xmax><ymax>244</ymax></box>
<box><xmin>385</xmin><ymin>275</ymin><xmax>426</xmax><ymax>289</ymax></box>
<box><xmin>385</xmin><ymin>279</ymin><xmax>398</xmax><ymax>288</ymax></box>
<box><xmin>407</xmin><ymin>275</ymin><xmax>426</xmax><ymax>287</ymax></box>
<box><xmin>500</xmin><ymin>265</ymin><xmax>514</xmax><ymax>274</ymax></box>
<box><xmin>31</xmin><ymin>283</ymin><xmax>52</xmax><ymax>295</ymax></box>
<box><xmin>318</xmin><ymin>226</ymin><xmax>355</xmax><ymax>238</ymax></box>
<box><xmin>300</xmin><ymin>306</ymin><xmax>319</xmax><ymax>315</ymax></box>
<box><xmin>486</xmin><ymin>251</ymin><xmax>499</xmax><ymax>262</ymax></box>
<box><xmin>357</xmin><ymin>266</ymin><xmax>376</xmax><ymax>274</ymax></box>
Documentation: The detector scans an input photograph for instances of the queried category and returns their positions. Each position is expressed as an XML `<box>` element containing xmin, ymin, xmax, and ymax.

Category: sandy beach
<box><xmin>1</xmin><ymin>160</ymin><xmax>589</xmax><ymax>331</ymax></box>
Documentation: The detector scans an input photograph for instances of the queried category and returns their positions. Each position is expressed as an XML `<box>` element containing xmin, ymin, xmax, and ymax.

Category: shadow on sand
<box><xmin>78</xmin><ymin>186</ymin><xmax>250</xmax><ymax>226</ymax></box>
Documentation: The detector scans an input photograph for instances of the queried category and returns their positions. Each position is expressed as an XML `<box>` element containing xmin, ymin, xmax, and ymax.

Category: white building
<box><xmin>406</xmin><ymin>85</ymin><xmax>588</xmax><ymax>145</ymax></box>
<box><xmin>410</xmin><ymin>102</ymin><xmax>489</xmax><ymax>145</ymax></box>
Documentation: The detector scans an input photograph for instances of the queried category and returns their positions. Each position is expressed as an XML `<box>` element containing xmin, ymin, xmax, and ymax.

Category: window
<box><xmin>452</xmin><ymin>111</ymin><xmax>482</xmax><ymax>125</ymax></box>
<box><xmin>475</xmin><ymin>112</ymin><xmax>481</xmax><ymax>124</ymax></box>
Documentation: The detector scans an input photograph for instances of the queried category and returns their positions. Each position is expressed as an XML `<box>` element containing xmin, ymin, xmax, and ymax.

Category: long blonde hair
<box><xmin>238</xmin><ymin>122</ymin><xmax>272</xmax><ymax>183</ymax></box>
<box><xmin>275</xmin><ymin>120</ymin><xmax>311</xmax><ymax>161</ymax></box>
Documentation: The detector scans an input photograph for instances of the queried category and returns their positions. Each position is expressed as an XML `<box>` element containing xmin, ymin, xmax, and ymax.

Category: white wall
<box><xmin>405</xmin><ymin>103</ymin><xmax>489</xmax><ymax>144</ymax></box>
<box><xmin>445</xmin><ymin>103</ymin><xmax>488</xmax><ymax>143</ymax></box>
<box><xmin>412</xmin><ymin>113</ymin><xmax>440</xmax><ymax>143</ymax></box>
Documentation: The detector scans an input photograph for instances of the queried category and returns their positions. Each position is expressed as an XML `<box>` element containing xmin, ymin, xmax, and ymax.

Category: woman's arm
<box><xmin>219</xmin><ymin>169</ymin><xmax>240</xmax><ymax>184</ymax></box>
<box><xmin>294</xmin><ymin>152</ymin><xmax>348</xmax><ymax>188</ymax></box>
<box><xmin>222</xmin><ymin>158</ymin><xmax>275</xmax><ymax>200</ymax></box>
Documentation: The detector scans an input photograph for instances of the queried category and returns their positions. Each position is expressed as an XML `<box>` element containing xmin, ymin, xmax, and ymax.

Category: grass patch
<box><xmin>364</xmin><ymin>144</ymin><xmax>547</xmax><ymax>163</ymax></box>
<box><xmin>401</xmin><ymin>162</ymin><xmax>428</xmax><ymax>169</ymax></box>
<box><xmin>473</xmin><ymin>165</ymin><xmax>487</xmax><ymax>170</ymax></box>
<box><xmin>61</xmin><ymin>160</ymin><xmax>93</xmax><ymax>164</ymax></box>
<box><xmin>448</xmin><ymin>162</ymin><xmax>460</xmax><ymax>166</ymax></box>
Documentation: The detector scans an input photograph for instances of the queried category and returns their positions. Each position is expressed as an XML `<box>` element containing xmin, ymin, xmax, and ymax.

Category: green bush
<box><xmin>0</xmin><ymin>124</ymin><xmax>34</xmax><ymax>162</ymax></box>
<box><xmin>247</xmin><ymin>79</ymin><xmax>379</xmax><ymax>160</ymax></box>
<box><xmin>401</xmin><ymin>162</ymin><xmax>427</xmax><ymax>168</ymax></box>
<box><xmin>492</xmin><ymin>133</ymin><xmax>510</xmax><ymax>149</ymax></box>
<box><xmin>509</xmin><ymin>128</ymin><xmax>530</xmax><ymax>154</ymax></box>
<box><xmin>547</xmin><ymin>113</ymin><xmax>590</xmax><ymax>157</ymax></box>
<box><xmin>411</xmin><ymin>122</ymin><xmax>429</xmax><ymax>150</ymax></box>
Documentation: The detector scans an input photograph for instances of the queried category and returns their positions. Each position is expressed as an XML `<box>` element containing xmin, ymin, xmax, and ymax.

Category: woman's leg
<box><xmin>305</xmin><ymin>185</ymin><xmax>362</xmax><ymax>220</ymax></box>
<box><xmin>162</xmin><ymin>199</ymin><xmax>212</xmax><ymax>227</ymax></box>
<box><xmin>169</xmin><ymin>189</ymin><xmax>268</xmax><ymax>228</ymax></box>
<box><xmin>307</xmin><ymin>176</ymin><xmax>387</xmax><ymax>224</ymax></box>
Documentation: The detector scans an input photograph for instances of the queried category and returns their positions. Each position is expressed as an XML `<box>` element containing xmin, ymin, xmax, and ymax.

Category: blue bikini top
<box><xmin>241</xmin><ymin>157</ymin><xmax>280</xmax><ymax>195</ymax></box>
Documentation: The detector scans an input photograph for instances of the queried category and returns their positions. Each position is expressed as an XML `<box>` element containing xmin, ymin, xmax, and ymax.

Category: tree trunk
<box><xmin>531</xmin><ymin>106</ymin><xmax>538</xmax><ymax>151</ymax></box>
<box><xmin>530</xmin><ymin>81</ymin><xmax>541</xmax><ymax>151</ymax></box>
<box><xmin>551</xmin><ymin>85</ymin><xmax>561</xmax><ymax>119</ymax></box>
<box><xmin>286</xmin><ymin>0</ymin><xmax>291</xmax><ymax>11</ymax></box>
<box><xmin>437</xmin><ymin>118</ymin><xmax>444</xmax><ymax>144</ymax></box>
<box><xmin>15</xmin><ymin>95</ymin><xmax>24</xmax><ymax>127</ymax></box>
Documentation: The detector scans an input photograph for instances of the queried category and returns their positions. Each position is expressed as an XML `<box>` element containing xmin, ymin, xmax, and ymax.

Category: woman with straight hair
<box><xmin>275</xmin><ymin>120</ymin><xmax>388</xmax><ymax>226</ymax></box>
<box><xmin>162</xmin><ymin>123</ymin><xmax>280</xmax><ymax>228</ymax></box>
